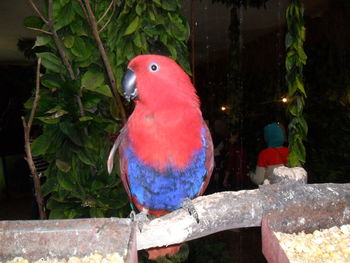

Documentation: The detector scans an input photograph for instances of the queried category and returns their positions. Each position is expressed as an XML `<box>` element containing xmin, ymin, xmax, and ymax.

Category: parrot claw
<box><xmin>130</xmin><ymin>209</ymin><xmax>151</xmax><ymax>232</ymax></box>
<box><xmin>182</xmin><ymin>198</ymin><xmax>199</xmax><ymax>223</ymax></box>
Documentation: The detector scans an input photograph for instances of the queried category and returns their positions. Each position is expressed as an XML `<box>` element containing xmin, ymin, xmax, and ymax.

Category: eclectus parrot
<box><xmin>107</xmin><ymin>54</ymin><xmax>214</xmax><ymax>259</ymax></box>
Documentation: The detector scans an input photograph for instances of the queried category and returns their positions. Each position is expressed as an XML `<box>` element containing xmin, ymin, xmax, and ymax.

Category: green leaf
<box><xmin>96</xmin><ymin>195</ymin><xmax>116</xmax><ymax>208</ymax></box>
<box><xmin>125</xmin><ymin>42</ymin><xmax>135</xmax><ymax>60</ymax></box>
<box><xmin>59</xmin><ymin>122</ymin><xmax>83</xmax><ymax>146</ymax></box>
<box><xmin>63</xmin><ymin>35</ymin><xmax>75</xmax><ymax>48</ymax></box>
<box><xmin>64</xmin><ymin>209</ymin><xmax>80</xmax><ymax>219</ymax></box>
<box><xmin>91</xmin><ymin>180</ymin><xmax>105</xmax><ymax>191</ymax></box>
<box><xmin>109</xmin><ymin>98</ymin><xmax>120</xmax><ymax>120</ymax></box>
<box><xmin>41</xmin><ymin>176</ymin><xmax>58</xmax><ymax>196</ymax></box>
<box><xmin>23</xmin><ymin>16</ymin><xmax>43</xmax><ymax>29</ymax></box>
<box><xmin>89</xmin><ymin>207</ymin><xmax>105</xmax><ymax>218</ymax></box>
<box><xmin>298</xmin><ymin>116</ymin><xmax>308</xmax><ymax>137</ymax></box>
<box><xmin>70</xmin><ymin>20</ymin><xmax>89</xmax><ymax>36</ymax></box>
<box><xmin>24</xmin><ymin>97</ymin><xmax>34</xmax><ymax>110</ymax></box>
<box><xmin>83</xmin><ymin>136</ymin><xmax>98</xmax><ymax>151</ymax></box>
<box><xmin>79</xmin><ymin>116</ymin><xmax>93</xmax><ymax>122</ymax></box>
<box><xmin>36</xmin><ymin>117</ymin><xmax>62</xmax><ymax>124</ymax></box>
<box><xmin>37</xmin><ymin>106</ymin><xmax>67</xmax><ymax>124</ymax></box>
<box><xmin>167</xmin><ymin>13</ymin><xmax>188</xmax><ymax>41</ymax></box>
<box><xmin>94</xmin><ymin>84</ymin><xmax>113</xmax><ymax>97</ymax></box>
<box><xmin>166</xmin><ymin>43</ymin><xmax>177</xmax><ymax>60</ymax></box>
<box><xmin>60</xmin><ymin>0</ymin><xmax>70</xmax><ymax>6</ymax></box>
<box><xmin>287</xmin><ymin>81</ymin><xmax>297</xmax><ymax>96</ymax></box>
<box><xmin>56</xmin><ymin>159</ymin><xmax>71</xmax><ymax>173</ymax></box>
<box><xmin>76</xmin><ymin>150</ymin><xmax>96</xmax><ymax>167</ymax></box>
<box><xmin>162</xmin><ymin>0</ymin><xmax>177</xmax><ymax>11</ymax></box>
<box><xmin>147</xmin><ymin>10</ymin><xmax>156</xmax><ymax>21</ymax></box>
<box><xmin>135</xmin><ymin>3</ymin><xmax>145</xmax><ymax>16</ymax></box>
<box><xmin>49</xmin><ymin>208</ymin><xmax>67</xmax><ymax>219</ymax></box>
<box><xmin>31</xmin><ymin>133</ymin><xmax>51</xmax><ymax>156</ymax></box>
<box><xmin>71</xmin><ymin>37</ymin><xmax>87</xmax><ymax>58</ymax></box>
<box><xmin>37</xmin><ymin>52</ymin><xmax>65</xmax><ymax>74</ymax></box>
<box><xmin>124</xmin><ymin>16</ymin><xmax>140</xmax><ymax>35</ymax></box>
<box><xmin>288</xmin><ymin>103</ymin><xmax>298</xmax><ymax>117</ymax></box>
<box><xmin>54</xmin><ymin>2</ymin><xmax>76</xmax><ymax>30</ymax></box>
<box><xmin>82</xmin><ymin>92</ymin><xmax>103</xmax><ymax>108</ymax></box>
<box><xmin>41</xmin><ymin>74</ymin><xmax>62</xmax><ymax>90</ymax></box>
<box><xmin>82</xmin><ymin>68</ymin><xmax>105</xmax><ymax>91</ymax></box>
<box><xmin>295</xmin><ymin>76</ymin><xmax>306</xmax><ymax>96</ymax></box>
<box><xmin>72</xmin><ymin>1</ymin><xmax>85</xmax><ymax>18</ymax></box>
<box><xmin>152</xmin><ymin>0</ymin><xmax>161</xmax><ymax>6</ymax></box>
<box><xmin>104</xmin><ymin>123</ymin><xmax>119</xmax><ymax>134</ymax></box>
<box><xmin>34</xmin><ymin>35</ymin><xmax>51</xmax><ymax>47</ymax></box>
<box><xmin>133</xmin><ymin>31</ymin><xmax>142</xmax><ymax>48</ymax></box>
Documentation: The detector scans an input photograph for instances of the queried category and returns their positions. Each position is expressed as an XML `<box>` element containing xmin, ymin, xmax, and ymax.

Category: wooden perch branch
<box><xmin>136</xmin><ymin>182</ymin><xmax>350</xmax><ymax>250</ymax></box>
<box><xmin>21</xmin><ymin>58</ymin><xmax>47</xmax><ymax>220</ymax></box>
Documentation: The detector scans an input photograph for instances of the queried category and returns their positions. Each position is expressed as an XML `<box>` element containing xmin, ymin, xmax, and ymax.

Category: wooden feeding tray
<box><xmin>0</xmin><ymin>218</ymin><xmax>137</xmax><ymax>263</ymax></box>
<box><xmin>261</xmin><ymin>199</ymin><xmax>350</xmax><ymax>263</ymax></box>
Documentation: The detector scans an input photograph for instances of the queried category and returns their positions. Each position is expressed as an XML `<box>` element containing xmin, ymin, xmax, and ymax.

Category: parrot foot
<box><xmin>130</xmin><ymin>209</ymin><xmax>150</xmax><ymax>232</ymax></box>
<box><xmin>182</xmin><ymin>198</ymin><xmax>199</xmax><ymax>223</ymax></box>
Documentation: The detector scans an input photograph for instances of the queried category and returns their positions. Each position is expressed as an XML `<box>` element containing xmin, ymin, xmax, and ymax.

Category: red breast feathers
<box><xmin>126</xmin><ymin>55</ymin><xmax>203</xmax><ymax>172</ymax></box>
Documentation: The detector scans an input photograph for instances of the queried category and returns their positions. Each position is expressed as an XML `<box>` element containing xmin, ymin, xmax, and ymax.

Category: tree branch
<box><xmin>76</xmin><ymin>0</ymin><xmax>90</xmax><ymax>25</ymax></box>
<box><xmin>136</xmin><ymin>182</ymin><xmax>350</xmax><ymax>250</ymax></box>
<box><xmin>21</xmin><ymin>58</ymin><xmax>47</xmax><ymax>220</ymax></box>
<box><xmin>47</xmin><ymin>0</ymin><xmax>76</xmax><ymax>80</ymax></box>
<box><xmin>26</xmin><ymin>0</ymin><xmax>48</xmax><ymax>24</ymax></box>
<box><xmin>25</xmin><ymin>27</ymin><xmax>53</xmax><ymax>35</ymax></box>
<box><xmin>75</xmin><ymin>95</ymin><xmax>89</xmax><ymax>136</ymax></box>
<box><xmin>82</xmin><ymin>0</ymin><xmax>127</xmax><ymax>124</ymax></box>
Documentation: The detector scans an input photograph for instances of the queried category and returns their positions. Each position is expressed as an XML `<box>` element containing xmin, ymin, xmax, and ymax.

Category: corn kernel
<box><xmin>274</xmin><ymin>224</ymin><xmax>350</xmax><ymax>263</ymax></box>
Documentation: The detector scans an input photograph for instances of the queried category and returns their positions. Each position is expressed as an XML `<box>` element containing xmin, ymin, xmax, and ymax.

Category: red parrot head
<box><xmin>122</xmin><ymin>55</ymin><xmax>199</xmax><ymax>110</ymax></box>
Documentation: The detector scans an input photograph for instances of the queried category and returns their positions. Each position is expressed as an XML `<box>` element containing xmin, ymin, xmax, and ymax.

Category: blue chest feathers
<box><xmin>125</xmin><ymin>140</ymin><xmax>208</xmax><ymax>212</ymax></box>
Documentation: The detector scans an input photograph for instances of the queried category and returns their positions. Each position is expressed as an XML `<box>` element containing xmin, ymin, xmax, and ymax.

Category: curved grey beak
<box><xmin>122</xmin><ymin>68</ymin><xmax>138</xmax><ymax>102</ymax></box>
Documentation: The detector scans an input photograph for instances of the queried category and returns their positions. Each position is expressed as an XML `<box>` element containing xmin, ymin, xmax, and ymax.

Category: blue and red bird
<box><xmin>107</xmin><ymin>54</ymin><xmax>213</xmax><ymax>259</ymax></box>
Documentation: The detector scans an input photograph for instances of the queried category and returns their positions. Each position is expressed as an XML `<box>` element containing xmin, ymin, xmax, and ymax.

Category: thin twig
<box><xmin>22</xmin><ymin>58</ymin><xmax>47</xmax><ymax>220</ymax></box>
<box><xmin>75</xmin><ymin>95</ymin><xmax>89</xmax><ymax>136</ymax></box>
<box><xmin>97</xmin><ymin>0</ymin><xmax>114</xmax><ymax>25</ymax></box>
<box><xmin>98</xmin><ymin>4</ymin><xmax>115</xmax><ymax>34</ymax></box>
<box><xmin>82</xmin><ymin>0</ymin><xmax>127</xmax><ymax>124</ymax></box>
<box><xmin>28</xmin><ymin>59</ymin><xmax>42</xmax><ymax>128</ymax></box>
<box><xmin>26</xmin><ymin>27</ymin><xmax>53</xmax><ymax>35</ymax></box>
<box><xmin>26</xmin><ymin>0</ymin><xmax>48</xmax><ymax>24</ymax></box>
<box><xmin>75</xmin><ymin>0</ymin><xmax>90</xmax><ymax>25</ymax></box>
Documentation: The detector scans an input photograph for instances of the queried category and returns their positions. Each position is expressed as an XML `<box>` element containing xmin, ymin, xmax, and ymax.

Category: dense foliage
<box><xmin>24</xmin><ymin>0</ymin><xmax>190</xmax><ymax>219</ymax></box>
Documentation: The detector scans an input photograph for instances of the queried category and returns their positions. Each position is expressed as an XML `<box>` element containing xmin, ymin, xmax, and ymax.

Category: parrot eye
<box><xmin>149</xmin><ymin>63</ymin><xmax>159</xmax><ymax>72</ymax></box>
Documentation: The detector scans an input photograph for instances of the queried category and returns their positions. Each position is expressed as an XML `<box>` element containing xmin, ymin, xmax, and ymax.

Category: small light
<box><xmin>282</xmin><ymin>97</ymin><xmax>288</xmax><ymax>103</ymax></box>
<box><xmin>221</xmin><ymin>106</ymin><xmax>226</xmax><ymax>111</ymax></box>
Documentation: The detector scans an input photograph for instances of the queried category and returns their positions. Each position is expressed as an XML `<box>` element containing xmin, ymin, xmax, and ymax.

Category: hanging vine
<box><xmin>285</xmin><ymin>0</ymin><xmax>308</xmax><ymax>167</ymax></box>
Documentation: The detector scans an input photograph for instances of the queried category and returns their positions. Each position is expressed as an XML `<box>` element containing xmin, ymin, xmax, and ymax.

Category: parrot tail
<box><xmin>147</xmin><ymin>244</ymin><xmax>181</xmax><ymax>260</ymax></box>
